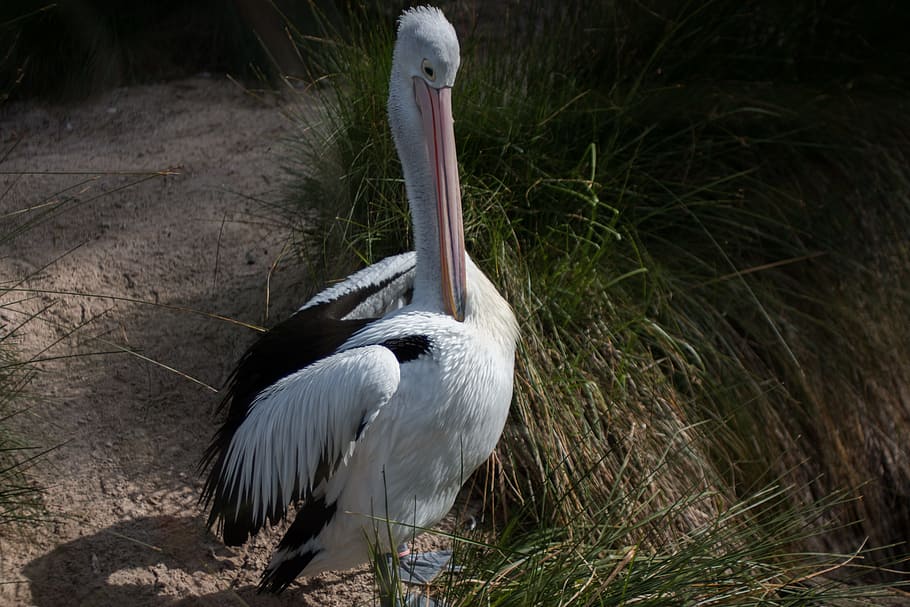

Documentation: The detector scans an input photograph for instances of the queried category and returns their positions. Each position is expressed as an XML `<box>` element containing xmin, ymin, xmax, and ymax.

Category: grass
<box><xmin>0</xmin><ymin>157</ymin><xmax>49</xmax><ymax>532</ymax></box>
<box><xmin>0</xmin><ymin>132</ymin><xmax>176</xmax><ymax>536</ymax></box>
<box><xmin>440</xmin><ymin>485</ymin><xmax>887</xmax><ymax>605</ymax></box>
<box><xmin>282</xmin><ymin>0</ymin><xmax>910</xmax><ymax>602</ymax></box>
<box><xmin>0</xmin><ymin>342</ymin><xmax>44</xmax><ymax>530</ymax></box>
<box><xmin>0</xmin><ymin>52</ymin><xmax>51</xmax><ymax>529</ymax></box>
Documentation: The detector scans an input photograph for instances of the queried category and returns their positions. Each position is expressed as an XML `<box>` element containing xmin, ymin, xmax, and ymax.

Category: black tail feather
<box><xmin>259</xmin><ymin>550</ymin><xmax>318</xmax><ymax>594</ymax></box>
<box><xmin>258</xmin><ymin>498</ymin><xmax>338</xmax><ymax>593</ymax></box>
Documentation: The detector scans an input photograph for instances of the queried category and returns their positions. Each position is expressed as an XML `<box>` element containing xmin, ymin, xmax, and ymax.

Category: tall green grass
<box><xmin>285</xmin><ymin>0</ymin><xmax>910</xmax><ymax>600</ymax></box>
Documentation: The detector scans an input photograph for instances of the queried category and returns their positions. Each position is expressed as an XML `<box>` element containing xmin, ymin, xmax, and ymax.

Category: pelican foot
<box><xmin>400</xmin><ymin>592</ymin><xmax>445</xmax><ymax>607</ymax></box>
<box><xmin>379</xmin><ymin>546</ymin><xmax>458</xmax><ymax>606</ymax></box>
<box><xmin>397</xmin><ymin>548</ymin><xmax>460</xmax><ymax>585</ymax></box>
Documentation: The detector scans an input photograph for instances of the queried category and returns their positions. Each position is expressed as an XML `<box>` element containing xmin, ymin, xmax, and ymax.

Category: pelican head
<box><xmin>388</xmin><ymin>7</ymin><xmax>465</xmax><ymax>321</ymax></box>
<box><xmin>393</xmin><ymin>7</ymin><xmax>460</xmax><ymax>87</ymax></box>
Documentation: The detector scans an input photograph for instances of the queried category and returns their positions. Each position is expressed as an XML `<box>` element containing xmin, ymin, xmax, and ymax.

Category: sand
<box><xmin>0</xmin><ymin>76</ymin><xmax>380</xmax><ymax>606</ymax></box>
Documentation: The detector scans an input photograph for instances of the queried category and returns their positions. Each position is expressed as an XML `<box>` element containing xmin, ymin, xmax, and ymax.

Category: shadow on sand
<box><xmin>24</xmin><ymin>515</ymin><xmax>243</xmax><ymax>606</ymax></box>
<box><xmin>23</xmin><ymin>513</ymin><xmax>362</xmax><ymax>607</ymax></box>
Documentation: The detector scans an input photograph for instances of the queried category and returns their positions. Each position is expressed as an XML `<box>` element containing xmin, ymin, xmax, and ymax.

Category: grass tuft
<box><xmin>284</xmin><ymin>0</ymin><xmax>910</xmax><ymax>600</ymax></box>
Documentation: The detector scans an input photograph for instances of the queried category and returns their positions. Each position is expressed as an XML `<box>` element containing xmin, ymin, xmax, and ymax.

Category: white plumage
<box><xmin>221</xmin><ymin>346</ymin><xmax>400</xmax><ymax>522</ymax></box>
<box><xmin>301</xmin><ymin>252</ymin><xmax>417</xmax><ymax>319</ymax></box>
<box><xmin>201</xmin><ymin>6</ymin><xmax>518</xmax><ymax>594</ymax></box>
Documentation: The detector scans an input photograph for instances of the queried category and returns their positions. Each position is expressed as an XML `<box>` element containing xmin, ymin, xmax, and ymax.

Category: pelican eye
<box><xmin>421</xmin><ymin>59</ymin><xmax>436</xmax><ymax>81</ymax></box>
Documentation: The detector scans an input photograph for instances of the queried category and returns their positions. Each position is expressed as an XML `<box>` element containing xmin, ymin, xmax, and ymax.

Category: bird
<box><xmin>200</xmin><ymin>5</ymin><xmax>519</xmax><ymax>597</ymax></box>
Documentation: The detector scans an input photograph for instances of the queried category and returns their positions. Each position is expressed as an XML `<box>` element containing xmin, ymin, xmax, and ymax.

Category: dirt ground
<box><xmin>0</xmin><ymin>77</ymin><xmax>386</xmax><ymax>606</ymax></box>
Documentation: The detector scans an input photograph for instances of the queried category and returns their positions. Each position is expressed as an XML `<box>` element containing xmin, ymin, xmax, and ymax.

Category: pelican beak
<box><xmin>414</xmin><ymin>79</ymin><xmax>466</xmax><ymax>321</ymax></box>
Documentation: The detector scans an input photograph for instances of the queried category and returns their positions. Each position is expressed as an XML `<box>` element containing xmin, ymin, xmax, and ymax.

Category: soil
<box><xmin>0</xmin><ymin>77</ymin><xmax>389</xmax><ymax>606</ymax></box>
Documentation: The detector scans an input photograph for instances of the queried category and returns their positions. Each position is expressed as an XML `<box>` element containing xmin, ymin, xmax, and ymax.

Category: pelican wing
<box><xmin>201</xmin><ymin>252</ymin><xmax>417</xmax><ymax>546</ymax></box>
<box><xmin>301</xmin><ymin>251</ymin><xmax>416</xmax><ymax>320</ymax></box>
<box><xmin>208</xmin><ymin>345</ymin><xmax>400</xmax><ymax>544</ymax></box>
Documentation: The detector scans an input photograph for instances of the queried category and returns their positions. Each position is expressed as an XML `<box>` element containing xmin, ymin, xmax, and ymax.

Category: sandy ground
<box><xmin>0</xmin><ymin>77</ymin><xmax>384</xmax><ymax>606</ymax></box>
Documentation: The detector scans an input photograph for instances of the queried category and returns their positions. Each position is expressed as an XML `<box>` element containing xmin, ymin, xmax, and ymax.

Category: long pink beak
<box><xmin>414</xmin><ymin>79</ymin><xmax>466</xmax><ymax>321</ymax></box>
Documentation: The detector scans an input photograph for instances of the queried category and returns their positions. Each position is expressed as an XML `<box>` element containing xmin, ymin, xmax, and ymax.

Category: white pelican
<box><xmin>201</xmin><ymin>5</ymin><xmax>518</xmax><ymax>596</ymax></box>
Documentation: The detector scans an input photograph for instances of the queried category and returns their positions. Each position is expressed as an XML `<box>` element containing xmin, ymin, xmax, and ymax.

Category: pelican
<box><xmin>200</xmin><ymin>5</ymin><xmax>518</xmax><ymax>597</ymax></box>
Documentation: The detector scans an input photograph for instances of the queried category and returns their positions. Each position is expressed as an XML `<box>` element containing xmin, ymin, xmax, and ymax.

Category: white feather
<box><xmin>222</xmin><ymin>346</ymin><xmax>401</xmax><ymax>525</ymax></box>
<box><xmin>300</xmin><ymin>252</ymin><xmax>416</xmax><ymax>319</ymax></box>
